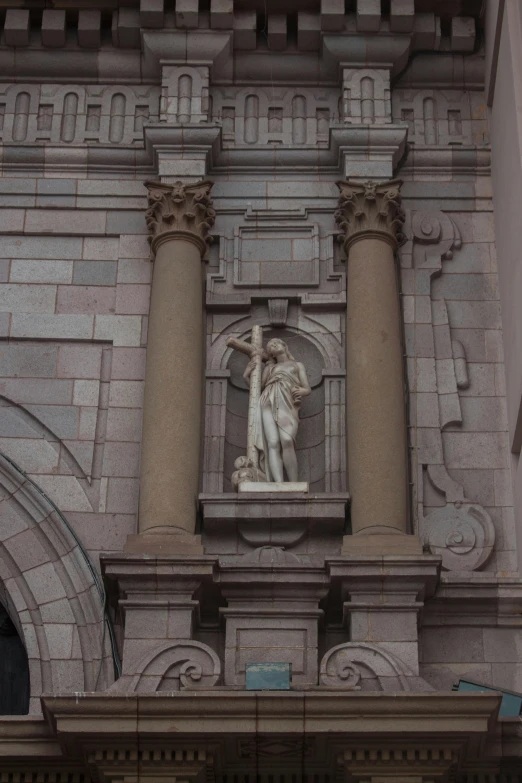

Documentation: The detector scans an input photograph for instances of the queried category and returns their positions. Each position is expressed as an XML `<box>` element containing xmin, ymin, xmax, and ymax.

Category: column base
<box><xmin>342</xmin><ymin>531</ymin><xmax>423</xmax><ymax>556</ymax></box>
<box><xmin>125</xmin><ymin>532</ymin><xmax>203</xmax><ymax>555</ymax></box>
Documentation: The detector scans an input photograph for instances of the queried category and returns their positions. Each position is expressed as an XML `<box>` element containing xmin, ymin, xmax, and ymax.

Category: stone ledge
<box><xmin>200</xmin><ymin>492</ymin><xmax>349</xmax><ymax>519</ymax></box>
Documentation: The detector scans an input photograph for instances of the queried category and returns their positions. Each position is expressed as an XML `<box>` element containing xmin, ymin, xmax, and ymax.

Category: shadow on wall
<box><xmin>224</xmin><ymin>330</ymin><xmax>325</xmax><ymax>491</ymax></box>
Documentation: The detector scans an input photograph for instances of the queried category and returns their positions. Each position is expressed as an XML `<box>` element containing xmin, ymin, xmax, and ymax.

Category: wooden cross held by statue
<box><xmin>226</xmin><ymin>325</ymin><xmax>268</xmax><ymax>470</ymax></box>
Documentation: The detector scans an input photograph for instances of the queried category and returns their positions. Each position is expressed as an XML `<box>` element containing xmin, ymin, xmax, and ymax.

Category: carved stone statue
<box><xmin>227</xmin><ymin>329</ymin><xmax>311</xmax><ymax>488</ymax></box>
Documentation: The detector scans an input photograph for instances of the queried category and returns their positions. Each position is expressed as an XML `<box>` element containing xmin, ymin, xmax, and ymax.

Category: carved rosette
<box><xmin>335</xmin><ymin>179</ymin><xmax>405</xmax><ymax>252</ymax></box>
<box><xmin>144</xmin><ymin>179</ymin><xmax>216</xmax><ymax>255</ymax></box>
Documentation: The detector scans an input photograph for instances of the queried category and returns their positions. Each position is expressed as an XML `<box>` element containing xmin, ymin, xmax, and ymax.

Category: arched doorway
<box><xmin>0</xmin><ymin>602</ymin><xmax>29</xmax><ymax>715</ymax></box>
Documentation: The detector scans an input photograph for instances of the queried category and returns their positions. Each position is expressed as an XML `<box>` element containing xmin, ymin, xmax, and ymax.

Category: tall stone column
<box><xmin>336</xmin><ymin>180</ymin><xmax>420</xmax><ymax>555</ymax></box>
<box><xmin>126</xmin><ymin>180</ymin><xmax>215</xmax><ymax>554</ymax></box>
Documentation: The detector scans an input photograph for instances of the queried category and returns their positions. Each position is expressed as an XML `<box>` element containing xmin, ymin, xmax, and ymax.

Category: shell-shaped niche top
<box><xmin>242</xmin><ymin>546</ymin><xmax>302</xmax><ymax>565</ymax></box>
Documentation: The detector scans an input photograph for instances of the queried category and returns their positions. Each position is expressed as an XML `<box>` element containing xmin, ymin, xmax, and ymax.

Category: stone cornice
<box><xmin>42</xmin><ymin>691</ymin><xmax>500</xmax><ymax>738</ymax></box>
<box><xmin>144</xmin><ymin>179</ymin><xmax>215</xmax><ymax>255</ymax></box>
<box><xmin>0</xmin><ymin>14</ymin><xmax>480</xmax><ymax>80</ymax></box>
<box><xmin>0</xmin><ymin>692</ymin><xmax>506</xmax><ymax>779</ymax></box>
<box><xmin>335</xmin><ymin>178</ymin><xmax>405</xmax><ymax>251</ymax></box>
<box><xmin>0</xmin><ymin>127</ymin><xmax>490</xmax><ymax>178</ymax></box>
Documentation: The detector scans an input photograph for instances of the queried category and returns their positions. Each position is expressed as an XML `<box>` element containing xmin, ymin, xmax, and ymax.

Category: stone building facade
<box><xmin>0</xmin><ymin>0</ymin><xmax>521</xmax><ymax>781</ymax></box>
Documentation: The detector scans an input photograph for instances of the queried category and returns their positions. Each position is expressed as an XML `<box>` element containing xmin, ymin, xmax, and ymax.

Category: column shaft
<box><xmin>127</xmin><ymin>180</ymin><xmax>214</xmax><ymax>551</ymax></box>
<box><xmin>346</xmin><ymin>236</ymin><xmax>407</xmax><ymax>534</ymax></box>
<box><xmin>336</xmin><ymin>180</ymin><xmax>417</xmax><ymax>552</ymax></box>
<box><xmin>139</xmin><ymin>235</ymin><xmax>204</xmax><ymax>536</ymax></box>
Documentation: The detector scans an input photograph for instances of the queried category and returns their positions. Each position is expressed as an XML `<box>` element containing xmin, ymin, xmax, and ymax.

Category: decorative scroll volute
<box><xmin>144</xmin><ymin>179</ymin><xmax>215</xmax><ymax>255</ymax></box>
<box><xmin>335</xmin><ymin>179</ymin><xmax>405</xmax><ymax>252</ymax></box>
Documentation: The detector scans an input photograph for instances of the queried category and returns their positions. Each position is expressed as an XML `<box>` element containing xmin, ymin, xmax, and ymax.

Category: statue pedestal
<box><xmin>238</xmin><ymin>481</ymin><xmax>309</xmax><ymax>493</ymax></box>
<box><xmin>200</xmin><ymin>493</ymin><xmax>349</xmax><ymax>556</ymax></box>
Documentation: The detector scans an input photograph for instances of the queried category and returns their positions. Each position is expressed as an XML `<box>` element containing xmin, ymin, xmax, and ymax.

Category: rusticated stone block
<box><xmin>102</xmin><ymin>442</ymin><xmax>141</xmax><ymax>478</ymax></box>
<box><xmin>140</xmin><ymin>0</ymin><xmax>164</xmax><ymax>28</ymax></box>
<box><xmin>10</xmin><ymin>314</ymin><xmax>94</xmax><ymax>341</ymax></box>
<box><xmin>321</xmin><ymin>0</ymin><xmax>345</xmax><ymax>31</ymax></box>
<box><xmin>451</xmin><ymin>16</ymin><xmax>476</xmax><ymax>52</ymax></box>
<box><xmin>57</xmin><ymin>344</ymin><xmax>102</xmax><ymax>380</ymax></box>
<box><xmin>78</xmin><ymin>10</ymin><xmax>101</xmax><ymax>48</ymax></box>
<box><xmin>413</xmin><ymin>12</ymin><xmax>441</xmax><ymax>49</ymax></box>
<box><xmin>93</xmin><ymin>314</ymin><xmax>142</xmax><ymax>347</ymax></box>
<box><xmin>56</xmin><ymin>285</ymin><xmax>116</xmax><ymax>315</ymax></box>
<box><xmin>83</xmin><ymin>238</ymin><xmax>120</xmax><ymax>261</ymax></box>
<box><xmin>106</xmin><ymin>477</ymin><xmax>140</xmax><ymax>514</ymax></box>
<box><xmin>1</xmin><ymin>284</ymin><xmax>56</xmax><ymax>314</ymax></box>
<box><xmin>176</xmin><ymin>0</ymin><xmax>199</xmax><ymax>28</ymax></box>
<box><xmin>390</xmin><ymin>0</ymin><xmax>414</xmax><ymax>32</ymax></box>
<box><xmin>117</xmin><ymin>259</ymin><xmax>151</xmax><ymax>284</ymax></box>
<box><xmin>268</xmin><ymin>15</ymin><xmax>287</xmax><ymax>50</ymax></box>
<box><xmin>234</xmin><ymin>11</ymin><xmax>257</xmax><ymax>49</ymax></box>
<box><xmin>356</xmin><ymin>0</ymin><xmax>380</xmax><ymax>32</ymax></box>
<box><xmin>211</xmin><ymin>0</ymin><xmax>233</xmax><ymax>29</ymax></box>
<box><xmin>106</xmin><ymin>408</ymin><xmax>143</xmax><ymax>443</ymax></box>
<box><xmin>113</xmin><ymin>9</ymin><xmax>141</xmax><ymax>48</ymax></box>
<box><xmin>2</xmin><ymin>236</ymin><xmax>83</xmax><ymax>260</ymax></box>
<box><xmin>41</xmin><ymin>10</ymin><xmax>66</xmax><ymax>48</ymax></box>
<box><xmin>73</xmin><ymin>261</ymin><xmax>117</xmax><ymax>287</ymax></box>
<box><xmin>4</xmin><ymin>9</ymin><xmax>30</xmax><ymax>47</ymax></box>
<box><xmin>297</xmin><ymin>12</ymin><xmax>320</xmax><ymax>50</ymax></box>
<box><xmin>111</xmin><ymin>347</ymin><xmax>147</xmax><ymax>380</ymax></box>
<box><xmin>115</xmin><ymin>285</ymin><xmax>150</xmax><ymax>315</ymax></box>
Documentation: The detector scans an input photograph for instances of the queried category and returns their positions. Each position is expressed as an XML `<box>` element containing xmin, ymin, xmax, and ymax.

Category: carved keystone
<box><xmin>145</xmin><ymin>179</ymin><xmax>215</xmax><ymax>254</ymax></box>
<box><xmin>335</xmin><ymin>179</ymin><xmax>405</xmax><ymax>251</ymax></box>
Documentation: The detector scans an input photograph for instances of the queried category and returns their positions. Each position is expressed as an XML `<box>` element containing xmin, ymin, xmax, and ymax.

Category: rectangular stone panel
<box><xmin>234</xmin><ymin>226</ymin><xmax>319</xmax><ymax>287</ymax></box>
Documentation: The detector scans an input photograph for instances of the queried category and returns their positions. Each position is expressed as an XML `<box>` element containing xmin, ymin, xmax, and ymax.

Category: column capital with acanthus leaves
<box><xmin>335</xmin><ymin>179</ymin><xmax>405</xmax><ymax>253</ymax></box>
<box><xmin>144</xmin><ymin>179</ymin><xmax>215</xmax><ymax>256</ymax></box>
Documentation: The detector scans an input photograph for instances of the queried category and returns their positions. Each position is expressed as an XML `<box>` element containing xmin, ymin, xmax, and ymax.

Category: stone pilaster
<box><xmin>126</xmin><ymin>179</ymin><xmax>214</xmax><ymax>554</ymax></box>
<box><xmin>336</xmin><ymin>180</ymin><xmax>420</xmax><ymax>555</ymax></box>
<box><xmin>101</xmin><ymin>554</ymin><xmax>219</xmax><ymax>692</ymax></box>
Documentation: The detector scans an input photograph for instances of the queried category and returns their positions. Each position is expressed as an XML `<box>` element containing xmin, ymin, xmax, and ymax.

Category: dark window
<box><xmin>0</xmin><ymin>604</ymin><xmax>29</xmax><ymax>715</ymax></box>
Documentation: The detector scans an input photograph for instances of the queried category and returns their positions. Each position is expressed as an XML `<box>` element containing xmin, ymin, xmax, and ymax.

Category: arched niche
<box><xmin>224</xmin><ymin>330</ymin><xmax>326</xmax><ymax>492</ymax></box>
<box><xmin>203</xmin><ymin>309</ymin><xmax>345</xmax><ymax>495</ymax></box>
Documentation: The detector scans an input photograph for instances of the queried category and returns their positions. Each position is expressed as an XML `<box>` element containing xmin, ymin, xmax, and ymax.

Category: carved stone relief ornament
<box><xmin>319</xmin><ymin>642</ymin><xmax>432</xmax><ymax>692</ymax></box>
<box><xmin>144</xmin><ymin>179</ymin><xmax>216</xmax><ymax>254</ymax></box>
<box><xmin>411</xmin><ymin>210</ymin><xmax>495</xmax><ymax>570</ymax></box>
<box><xmin>226</xmin><ymin>326</ymin><xmax>311</xmax><ymax>490</ymax></box>
<box><xmin>108</xmin><ymin>639</ymin><xmax>221</xmax><ymax>693</ymax></box>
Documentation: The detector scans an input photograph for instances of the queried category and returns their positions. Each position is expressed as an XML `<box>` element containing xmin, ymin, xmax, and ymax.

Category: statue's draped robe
<box><xmin>254</xmin><ymin>363</ymin><xmax>301</xmax><ymax>481</ymax></box>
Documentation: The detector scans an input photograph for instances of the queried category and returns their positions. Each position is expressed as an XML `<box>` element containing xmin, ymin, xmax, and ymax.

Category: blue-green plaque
<box><xmin>245</xmin><ymin>662</ymin><xmax>291</xmax><ymax>690</ymax></box>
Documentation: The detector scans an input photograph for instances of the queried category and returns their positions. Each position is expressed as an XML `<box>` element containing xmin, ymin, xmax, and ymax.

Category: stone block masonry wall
<box><xmin>0</xmin><ymin>178</ymin><xmax>152</xmax><ymax>565</ymax></box>
<box><xmin>0</xmin><ymin>166</ymin><xmax>515</xmax><ymax>575</ymax></box>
